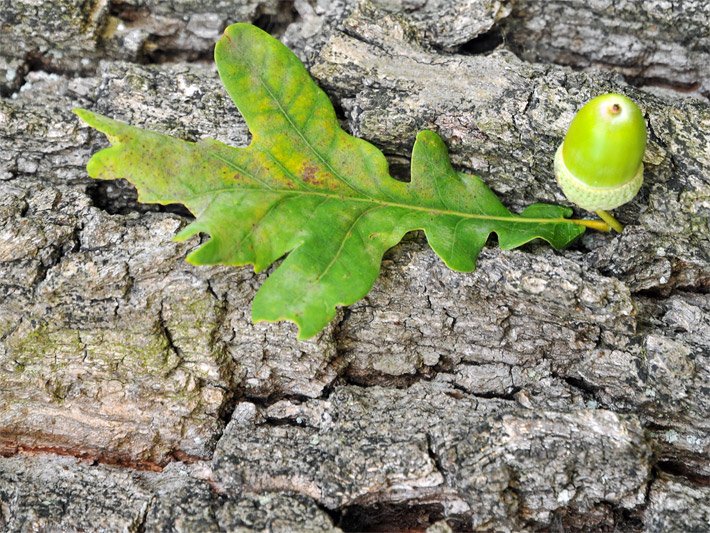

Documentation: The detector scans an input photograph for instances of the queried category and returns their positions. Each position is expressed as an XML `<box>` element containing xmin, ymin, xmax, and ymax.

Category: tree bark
<box><xmin>1</xmin><ymin>1</ymin><xmax>708</xmax><ymax>531</ymax></box>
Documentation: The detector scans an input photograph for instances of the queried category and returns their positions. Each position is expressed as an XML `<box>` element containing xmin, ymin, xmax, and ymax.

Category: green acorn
<box><xmin>554</xmin><ymin>93</ymin><xmax>647</xmax><ymax>232</ymax></box>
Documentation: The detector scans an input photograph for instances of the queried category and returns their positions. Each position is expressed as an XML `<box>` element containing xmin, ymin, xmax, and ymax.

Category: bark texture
<box><xmin>503</xmin><ymin>0</ymin><xmax>710</xmax><ymax>100</ymax></box>
<box><xmin>1</xmin><ymin>1</ymin><xmax>708</xmax><ymax>531</ymax></box>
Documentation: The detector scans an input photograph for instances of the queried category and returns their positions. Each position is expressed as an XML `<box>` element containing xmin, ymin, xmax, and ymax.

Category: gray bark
<box><xmin>1</xmin><ymin>0</ymin><xmax>708</xmax><ymax>531</ymax></box>
<box><xmin>503</xmin><ymin>0</ymin><xmax>710</xmax><ymax>100</ymax></box>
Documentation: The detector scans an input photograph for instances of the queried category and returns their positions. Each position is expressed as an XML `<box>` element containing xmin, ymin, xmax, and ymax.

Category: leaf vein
<box><xmin>256</xmin><ymin>75</ymin><xmax>372</xmax><ymax>198</ymax></box>
<box><xmin>315</xmin><ymin>205</ymin><xmax>384</xmax><ymax>283</ymax></box>
<box><xmin>209</xmin><ymin>151</ymin><xmax>275</xmax><ymax>191</ymax></box>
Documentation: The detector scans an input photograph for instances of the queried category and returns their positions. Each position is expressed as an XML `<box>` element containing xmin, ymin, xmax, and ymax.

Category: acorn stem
<box><xmin>595</xmin><ymin>210</ymin><xmax>624</xmax><ymax>233</ymax></box>
<box><xmin>567</xmin><ymin>217</ymin><xmax>612</xmax><ymax>232</ymax></box>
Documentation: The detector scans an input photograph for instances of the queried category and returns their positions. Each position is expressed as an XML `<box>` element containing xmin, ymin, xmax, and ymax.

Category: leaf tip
<box><xmin>415</xmin><ymin>129</ymin><xmax>448</xmax><ymax>150</ymax></box>
<box><xmin>185</xmin><ymin>256</ymin><xmax>201</xmax><ymax>268</ymax></box>
<box><xmin>415</xmin><ymin>129</ymin><xmax>437</xmax><ymax>141</ymax></box>
<box><xmin>73</xmin><ymin>108</ymin><xmax>103</xmax><ymax>129</ymax></box>
<box><xmin>216</xmin><ymin>22</ymin><xmax>264</xmax><ymax>58</ymax></box>
<box><xmin>221</xmin><ymin>21</ymin><xmax>254</xmax><ymax>37</ymax></box>
<box><xmin>185</xmin><ymin>249</ymin><xmax>204</xmax><ymax>265</ymax></box>
<box><xmin>296</xmin><ymin>329</ymin><xmax>315</xmax><ymax>342</ymax></box>
<box><xmin>293</xmin><ymin>316</ymin><xmax>326</xmax><ymax>341</ymax></box>
<box><xmin>71</xmin><ymin>108</ymin><xmax>130</xmax><ymax>142</ymax></box>
<box><xmin>251</xmin><ymin>303</ymin><xmax>319</xmax><ymax>341</ymax></box>
<box><xmin>174</xmin><ymin>224</ymin><xmax>199</xmax><ymax>243</ymax></box>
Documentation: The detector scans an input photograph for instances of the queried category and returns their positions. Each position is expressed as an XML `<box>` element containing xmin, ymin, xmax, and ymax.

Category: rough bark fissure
<box><xmin>425</xmin><ymin>432</ymin><xmax>446</xmax><ymax>479</ymax></box>
<box><xmin>134</xmin><ymin>495</ymin><xmax>155</xmax><ymax>533</ymax></box>
<box><xmin>158</xmin><ymin>302</ymin><xmax>183</xmax><ymax>364</ymax></box>
<box><xmin>1</xmin><ymin>0</ymin><xmax>709</xmax><ymax>531</ymax></box>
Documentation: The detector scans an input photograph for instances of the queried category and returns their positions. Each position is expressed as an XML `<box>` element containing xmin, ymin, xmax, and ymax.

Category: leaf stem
<box><xmin>594</xmin><ymin>210</ymin><xmax>623</xmax><ymax>233</ymax></box>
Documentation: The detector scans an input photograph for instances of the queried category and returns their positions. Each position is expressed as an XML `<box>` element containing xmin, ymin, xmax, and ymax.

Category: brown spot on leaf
<box><xmin>301</xmin><ymin>163</ymin><xmax>323</xmax><ymax>186</ymax></box>
<box><xmin>228</xmin><ymin>173</ymin><xmax>248</xmax><ymax>187</ymax></box>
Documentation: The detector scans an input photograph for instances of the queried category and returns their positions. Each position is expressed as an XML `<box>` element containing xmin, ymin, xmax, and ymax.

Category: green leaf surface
<box><xmin>76</xmin><ymin>23</ymin><xmax>589</xmax><ymax>339</ymax></box>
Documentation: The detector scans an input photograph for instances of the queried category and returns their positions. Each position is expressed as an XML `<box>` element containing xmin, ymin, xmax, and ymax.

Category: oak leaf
<box><xmin>76</xmin><ymin>23</ymin><xmax>593</xmax><ymax>339</ymax></box>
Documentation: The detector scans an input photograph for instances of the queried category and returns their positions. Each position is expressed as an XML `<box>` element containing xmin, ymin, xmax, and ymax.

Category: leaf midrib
<box><xmin>186</xmin><ymin>179</ymin><xmax>574</xmax><ymax>227</ymax></box>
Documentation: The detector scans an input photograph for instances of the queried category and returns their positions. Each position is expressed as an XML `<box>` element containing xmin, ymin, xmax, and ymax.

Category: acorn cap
<box><xmin>555</xmin><ymin>93</ymin><xmax>647</xmax><ymax>211</ymax></box>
